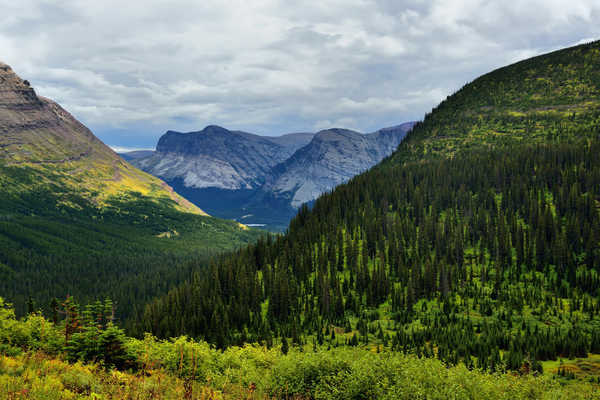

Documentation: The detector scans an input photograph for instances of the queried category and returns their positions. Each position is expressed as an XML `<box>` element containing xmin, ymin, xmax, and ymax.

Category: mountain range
<box><xmin>126</xmin><ymin>122</ymin><xmax>414</xmax><ymax>230</ymax></box>
<box><xmin>131</xmin><ymin>125</ymin><xmax>313</xmax><ymax>191</ymax></box>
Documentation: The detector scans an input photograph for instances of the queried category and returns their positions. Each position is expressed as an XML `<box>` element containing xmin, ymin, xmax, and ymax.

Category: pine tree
<box><xmin>281</xmin><ymin>336</ymin><xmax>289</xmax><ymax>355</ymax></box>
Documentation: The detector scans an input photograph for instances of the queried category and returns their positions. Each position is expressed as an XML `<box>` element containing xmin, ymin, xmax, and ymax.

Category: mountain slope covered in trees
<box><xmin>139</xmin><ymin>40</ymin><xmax>600</xmax><ymax>381</ymax></box>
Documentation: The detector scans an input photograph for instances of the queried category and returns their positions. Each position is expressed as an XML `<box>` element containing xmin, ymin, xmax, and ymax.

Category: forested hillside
<box><xmin>139</xmin><ymin>41</ymin><xmax>600</xmax><ymax>379</ymax></box>
<box><xmin>0</xmin><ymin>180</ymin><xmax>261</xmax><ymax>326</ymax></box>
<box><xmin>393</xmin><ymin>41</ymin><xmax>600</xmax><ymax>163</ymax></box>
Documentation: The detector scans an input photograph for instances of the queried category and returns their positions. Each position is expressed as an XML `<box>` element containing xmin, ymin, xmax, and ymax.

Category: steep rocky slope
<box><xmin>265</xmin><ymin>122</ymin><xmax>415</xmax><ymax>207</ymax></box>
<box><xmin>131</xmin><ymin>122</ymin><xmax>413</xmax><ymax>230</ymax></box>
<box><xmin>0</xmin><ymin>61</ymin><xmax>202</xmax><ymax>215</ymax></box>
<box><xmin>131</xmin><ymin>126</ymin><xmax>313</xmax><ymax>190</ymax></box>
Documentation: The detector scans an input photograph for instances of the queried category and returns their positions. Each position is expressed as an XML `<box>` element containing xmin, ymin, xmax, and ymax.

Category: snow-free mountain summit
<box><xmin>133</xmin><ymin>125</ymin><xmax>314</xmax><ymax>191</ymax></box>
<box><xmin>0</xmin><ymin>60</ymin><xmax>203</xmax><ymax>215</ymax></box>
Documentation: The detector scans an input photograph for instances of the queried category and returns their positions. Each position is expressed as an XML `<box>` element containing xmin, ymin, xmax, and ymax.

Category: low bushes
<box><xmin>1</xmin><ymin>297</ymin><xmax>599</xmax><ymax>399</ymax></box>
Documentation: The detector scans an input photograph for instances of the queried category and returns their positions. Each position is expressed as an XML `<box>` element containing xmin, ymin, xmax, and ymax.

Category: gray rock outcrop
<box><xmin>264</xmin><ymin>122</ymin><xmax>415</xmax><ymax>207</ymax></box>
<box><xmin>132</xmin><ymin>125</ymin><xmax>313</xmax><ymax>190</ymax></box>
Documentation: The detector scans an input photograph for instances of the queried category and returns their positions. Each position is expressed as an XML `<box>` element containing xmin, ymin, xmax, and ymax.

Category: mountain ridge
<box><xmin>0</xmin><ymin>60</ymin><xmax>204</xmax><ymax>215</ymax></box>
<box><xmin>134</xmin><ymin>125</ymin><xmax>312</xmax><ymax>191</ymax></box>
<box><xmin>264</xmin><ymin>123</ymin><xmax>414</xmax><ymax>207</ymax></box>
<box><xmin>388</xmin><ymin>40</ymin><xmax>600</xmax><ymax>166</ymax></box>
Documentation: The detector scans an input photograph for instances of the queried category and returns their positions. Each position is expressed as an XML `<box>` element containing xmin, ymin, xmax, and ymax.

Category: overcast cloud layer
<box><xmin>1</xmin><ymin>0</ymin><xmax>599</xmax><ymax>148</ymax></box>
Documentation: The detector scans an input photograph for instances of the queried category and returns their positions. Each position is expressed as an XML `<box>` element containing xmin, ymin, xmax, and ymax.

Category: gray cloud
<box><xmin>1</xmin><ymin>0</ymin><xmax>599</xmax><ymax>147</ymax></box>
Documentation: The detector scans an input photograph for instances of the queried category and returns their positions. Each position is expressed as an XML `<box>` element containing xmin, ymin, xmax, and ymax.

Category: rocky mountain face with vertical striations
<box><xmin>129</xmin><ymin>122</ymin><xmax>414</xmax><ymax>230</ymax></box>
<box><xmin>0</xmin><ymin>61</ymin><xmax>101</xmax><ymax>164</ymax></box>
<box><xmin>0</xmin><ymin>60</ymin><xmax>203</xmax><ymax>215</ymax></box>
<box><xmin>264</xmin><ymin>123</ymin><xmax>415</xmax><ymax>207</ymax></box>
<box><xmin>132</xmin><ymin>126</ymin><xmax>314</xmax><ymax>190</ymax></box>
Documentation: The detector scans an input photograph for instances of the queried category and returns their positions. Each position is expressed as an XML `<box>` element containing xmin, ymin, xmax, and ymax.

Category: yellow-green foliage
<box><xmin>2</xmin><ymin>343</ymin><xmax>600</xmax><ymax>399</ymax></box>
<box><xmin>0</xmin><ymin>353</ymin><xmax>207</xmax><ymax>400</ymax></box>
<box><xmin>3</xmin><ymin>302</ymin><xmax>598</xmax><ymax>399</ymax></box>
<box><xmin>392</xmin><ymin>40</ymin><xmax>600</xmax><ymax>165</ymax></box>
<box><xmin>543</xmin><ymin>355</ymin><xmax>600</xmax><ymax>383</ymax></box>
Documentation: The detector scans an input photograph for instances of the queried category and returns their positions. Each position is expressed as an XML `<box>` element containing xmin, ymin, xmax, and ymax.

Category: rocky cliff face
<box><xmin>131</xmin><ymin>126</ymin><xmax>314</xmax><ymax>190</ymax></box>
<box><xmin>264</xmin><ymin>122</ymin><xmax>415</xmax><ymax>207</ymax></box>
<box><xmin>0</xmin><ymin>61</ymin><xmax>100</xmax><ymax>164</ymax></box>
<box><xmin>0</xmin><ymin>61</ymin><xmax>203</xmax><ymax>215</ymax></box>
<box><xmin>369</xmin><ymin>122</ymin><xmax>416</xmax><ymax>159</ymax></box>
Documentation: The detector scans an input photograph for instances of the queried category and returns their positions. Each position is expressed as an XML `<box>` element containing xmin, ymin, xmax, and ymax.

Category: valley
<box><xmin>1</xmin><ymin>31</ymin><xmax>600</xmax><ymax>399</ymax></box>
<box><xmin>138</xmin><ymin>40</ymin><xmax>600</xmax><ymax>386</ymax></box>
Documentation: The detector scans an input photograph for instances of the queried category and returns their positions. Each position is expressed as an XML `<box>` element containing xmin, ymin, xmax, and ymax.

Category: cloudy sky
<box><xmin>1</xmin><ymin>0</ymin><xmax>599</xmax><ymax>149</ymax></box>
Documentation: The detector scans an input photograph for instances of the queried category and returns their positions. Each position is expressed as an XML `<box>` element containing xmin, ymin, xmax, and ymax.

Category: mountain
<box><xmin>263</xmin><ymin>131</ymin><xmax>315</xmax><ymax>148</ymax></box>
<box><xmin>141</xmin><ymin>39</ymin><xmax>600</xmax><ymax>381</ymax></box>
<box><xmin>391</xmin><ymin>43</ymin><xmax>600</xmax><ymax>164</ymax></box>
<box><xmin>131</xmin><ymin>123</ymin><xmax>412</xmax><ymax>230</ymax></box>
<box><xmin>265</xmin><ymin>123</ymin><xmax>415</xmax><ymax>208</ymax></box>
<box><xmin>131</xmin><ymin>125</ymin><xmax>312</xmax><ymax>191</ymax></box>
<box><xmin>369</xmin><ymin>122</ymin><xmax>418</xmax><ymax>155</ymax></box>
<box><xmin>0</xmin><ymin>61</ymin><xmax>261</xmax><ymax>320</ymax></box>
<box><xmin>0</xmin><ymin>61</ymin><xmax>202</xmax><ymax>215</ymax></box>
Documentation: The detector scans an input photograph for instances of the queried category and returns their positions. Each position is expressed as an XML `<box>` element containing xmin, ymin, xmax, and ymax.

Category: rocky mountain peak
<box><xmin>264</xmin><ymin>124</ymin><xmax>414</xmax><ymax>208</ymax></box>
<box><xmin>156</xmin><ymin>125</ymin><xmax>249</xmax><ymax>154</ymax></box>
<box><xmin>137</xmin><ymin>125</ymin><xmax>299</xmax><ymax>190</ymax></box>
<box><xmin>202</xmin><ymin>125</ymin><xmax>230</xmax><ymax>134</ymax></box>
<box><xmin>0</xmin><ymin>61</ymin><xmax>99</xmax><ymax>163</ymax></box>
<box><xmin>313</xmin><ymin>128</ymin><xmax>362</xmax><ymax>142</ymax></box>
<box><xmin>0</xmin><ymin>61</ymin><xmax>43</xmax><ymax>109</ymax></box>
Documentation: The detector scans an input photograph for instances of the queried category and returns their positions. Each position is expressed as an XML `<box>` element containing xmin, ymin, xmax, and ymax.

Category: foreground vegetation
<box><xmin>1</xmin><ymin>298</ymin><xmax>598</xmax><ymax>399</ymax></box>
